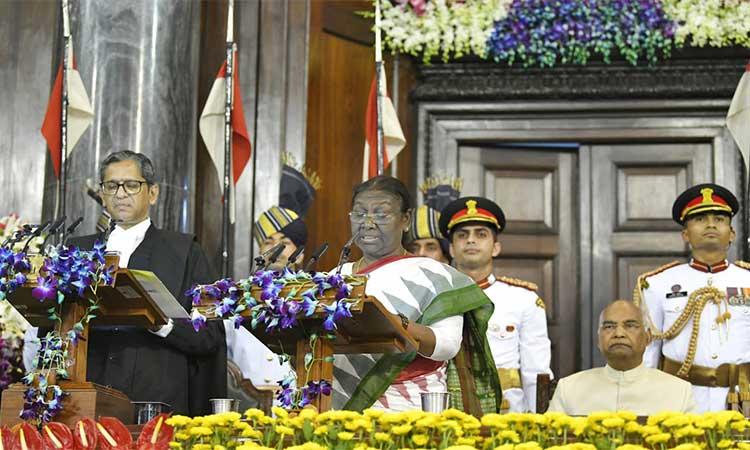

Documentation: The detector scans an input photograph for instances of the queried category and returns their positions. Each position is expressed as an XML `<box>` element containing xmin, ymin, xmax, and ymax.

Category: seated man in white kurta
<box><xmin>549</xmin><ymin>300</ymin><xmax>695</xmax><ymax>415</ymax></box>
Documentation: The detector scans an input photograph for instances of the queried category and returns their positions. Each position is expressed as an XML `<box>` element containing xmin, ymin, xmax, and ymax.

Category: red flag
<box><xmin>40</xmin><ymin>62</ymin><xmax>94</xmax><ymax>179</ymax></box>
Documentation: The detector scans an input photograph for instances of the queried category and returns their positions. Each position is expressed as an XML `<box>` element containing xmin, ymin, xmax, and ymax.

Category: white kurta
<box><xmin>641</xmin><ymin>262</ymin><xmax>750</xmax><ymax>412</ymax></box>
<box><xmin>484</xmin><ymin>275</ymin><xmax>552</xmax><ymax>412</ymax></box>
<box><xmin>548</xmin><ymin>364</ymin><xmax>696</xmax><ymax>415</ymax></box>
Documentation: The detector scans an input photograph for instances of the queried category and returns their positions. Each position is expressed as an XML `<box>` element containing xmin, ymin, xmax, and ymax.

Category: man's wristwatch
<box><xmin>397</xmin><ymin>312</ymin><xmax>409</xmax><ymax>330</ymax></box>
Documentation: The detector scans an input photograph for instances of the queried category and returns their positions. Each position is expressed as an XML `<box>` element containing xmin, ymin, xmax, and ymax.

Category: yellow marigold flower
<box><xmin>374</xmin><ymin>431</ymin><xmax>392</xmax><ymax>442</ymax></box>
<box><xmin>241</xmin><ymin>428</ymin><xmax>263</xmax><ymax>439</ymax></box>
<box><xmin>234</xmin><ymin>421</ymin><xmax>250</xmax><ymax>430</ymax></box>
<box><xmin>588</xmin><ymin>411</ymin><xmax>614</xmax><ymax>423</ymax></box>
<box><xmin>647</xmin><ymin>412</ymin><xmax>674</xmax><ymax>426</ymax></box>
<box><xmin>493</xmin><ymin>445</ymin><xmax>515</xmax><ymax>450</ymax></box>
<box><xmin>213</xmin><ymin>446</ymin><xmax>226</xmax><ymax>450</ymax></box>
<box><xmin>670</xmin><ymin>444</ymin><xmax>702</xmax><ymax>450</ymax></box>
<box><xmin>640</xmin><ymin>425</ymin><xmax>662</xmax><ymax>437</ymax></box>
<box><xmin>166</xmin><ymin>415</ymin><xmax>192</xmax><ymax>427</ymax></box>
<box><xmin>625</xmin><ymin>421</ymin><xmax>642</xmax><ymax>434</ymax></box>
<box><xmin>616</xmin><ymin>445</ymin><xmax>649</xmax><ymax>450</ymax></box>
<box><xmin>313</xmin><ymin>425</ymin><xmax>328</xmax><ymax>435</ymax></box>
<box><xmin>441</xmin><ymin>408</ymin><xmax>470</xmax><ymax>421</ymax></box>
<box><xmin>498</xmin><ymin>430</ymin><xmax>521</xmax><ymax>443</ymax></box>
<box><xmin>411</xmin><ymin>434</ymin><xmax>430</xmax><ymax>446</ymax></box>
<box><xmin>570</xmin><ymin>444</ymin><xmax>597</xmax><ymax>450</ymax></box>
<box><xmin>271</xmin><ymin>406</ymin><xmax>289</xmax><ymax>419</ymax></box>
<box><xmin>674</xmin><ymin>425</ymin><xmax>697</xmax><ymax>440</ymax></box>
<box><xmin>337</xmin><ymin>431</ymin><xmax>355</xmax><ymax>441</ymax></box>
<box><xmin>663</xmin><ymin>415</ymin><xmax>691</xmax><ymax>429</ymax></box>
<box><xmin>481</xmin><ymin>413</ymin><xmax>506</xmax><ymax>429</ymax></box>
<box><xmin>617</xmin><ymin>411</ymin><xmax>638</xmax><ymax>422</ymax></box>
<box><xmin>188</xmin><ymin>426</ymin><xmax>213</xmax><ymax>436</ymax></box>
<box><xmin>391</xmin><ymin>424</ymin><xmax>413</xmax><ymax>435</ymax></box>
<box><xmin>415</xmin><ymin>415</ymin><xmax>438</xmax><ymax>429</ymax></box>
<box><xmin>299</xmin><ymin>407</ymin><xmax>317</xmax><ymax>420</ymax></box>
<box><xmin>174</xmin><ymin>432</ymin><xmax>189</xmax><ymax>441</ymax></box>
<box><xmin>286</xmin><ymin>416</ymin><xmax>305</xmax><ymax>429</ymax></box>
<box><xmin>444</xmin><ymin>446</ymin><xmax>478</xmax><ymax>450</ymax></box>
<box><xmin>168</xmin><ymin>444</ymin><xmax>182</xmax><ymax>449</ymax></box>
<box><xmin>516</xmin><ymin>442</ymin><xmax>543</xmax><ymax>450</ymax></box>
<box><xmin>737</xmin><ymin>443</ymin><xmax>750</xmax><ymax>450</ymax></box>
<box><xmin>603</xmin><ymin>417</ymin><xmax>626</xmax><ymax>429</ymax></box>
<box><xmin>731</xmin><ymin>420</ymin><xmax>749</xmax><ymax>432</ymax></box>
<box><xmin>645</xmin><ymin>433</ymin><xmax>671</xmax><ymax>445</ymax></box>
<box><xmin>286</xmin><ymin>444</ymin><xmax>328</xmax><ymax>450</ymax></box>
<box><xmin>192</xmin><ymin>445</ymin><xmax>212</xmax><ymax>450</ymax></box>
<box><xmin>345</xmin><ymin>418</ymin><xmax>371</xmax><ymax>431</ymax></box>
<box><xmin>456</xmin><ymin>437</ymin><xmax>477</xmax><ymax>445</ymax></box>
<box><xmin>275</xmin><ymin>425</ymin><xmax>295</xmax><ymax>436</ymax></box>
<box><xmin>363</xmin><ymin>408</ymin><xmax>384</xmax><ymax>419</ymax></box>
<box><xmin>237</xmin><ymin>446</ymin><xmax>275</xmax><ymax>450</ymax></box>
<box><xmin>718</xmin><ymin>440</ymin><xmax>734</xmax><ymax>449</ymax></box>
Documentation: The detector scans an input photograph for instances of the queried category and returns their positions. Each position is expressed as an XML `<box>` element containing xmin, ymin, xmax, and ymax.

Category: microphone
<box><xmin>252</xmin><ymin>242</ymin><xmax>286</xmax><ymax>272</ymax></box>
<box><xmin>38</xmin><ymin>216</ymin><xmax>68</xmax><ymax>251</ymax></box>
<box><xmin>61</xmin><ymin>217</ymin><xmax>84</xmax><ymax>246</ymax></box>
<box><xmin>21</xmin><ymin>220</ymin><xmax>52</xmax><ymax>253</ymax></box>
<box><xmin>3</xmin><ymin>224</ymin><xmax>33</xmax><ymax>248</ymax></box>
<box><xmin>284</xmin><ymin>245</ymin><xmax>305</xmax><ymax>269</ymax></box>
<box><xmin>335</xmin><ymin>227</ymin><xmax>363</xmax><ymax>274</ymax></box>
<box><xmin>303</xmin><ymin>243</ymin><xmax>329</xmax><ymax>272</ymax></box>
<box><xmin>264</xmin><ymin>244</ymin><xmax>287</xmax><ymax>270</ymax></box>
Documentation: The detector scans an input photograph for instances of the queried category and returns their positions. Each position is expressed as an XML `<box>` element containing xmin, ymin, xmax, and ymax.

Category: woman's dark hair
<box><xmin>351</xmin><ymin>175</ymin><xmax>412</xmax><ymax>213</ymax></box>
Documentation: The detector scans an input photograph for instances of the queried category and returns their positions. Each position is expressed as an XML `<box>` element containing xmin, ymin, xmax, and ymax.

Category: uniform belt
<box><xmin>497</xmin><ymin>368</ymin><xmax>522</xmax><ymax>390</ymax></box>
<box><xmin>662</xmin><ymin>357</ymin><xmax>750</xmax><ymax>388</ymax></box>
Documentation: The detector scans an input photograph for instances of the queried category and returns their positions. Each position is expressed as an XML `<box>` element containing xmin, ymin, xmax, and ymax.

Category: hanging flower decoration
<box><xmin>187</xmin><ymin>269</ymin><xmax>362</xmax><ymax>410</ymax></box>
<box><xmin>662</xmin><ymin>0</ymin><xmax>750</xmax><ymax>48</ymax></box>
<box><xmin>487</xmin><ymin>0</ymin><xmax>675</xmax><ymax>67</ymax></box>
<box><xmin>377</xmin><ymin>0</ymin><xmax>748</xmax><ymax>68</ymax></box>
<box><xmin>378</xmin><ymin>0</ymin><xmax>513</xmax><ymax>63</ymax></box>
<box><xmin>20</xmin><ymin>241</ymin><xmax>115</xmax><ymax>426</ymax></box>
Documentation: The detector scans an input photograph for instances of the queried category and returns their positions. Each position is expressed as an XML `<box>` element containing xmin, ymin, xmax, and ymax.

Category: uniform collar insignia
<box><xmin>689</xmin><ymin>258</ymin><xmax>729</xmax><ymax>274</ymax></box>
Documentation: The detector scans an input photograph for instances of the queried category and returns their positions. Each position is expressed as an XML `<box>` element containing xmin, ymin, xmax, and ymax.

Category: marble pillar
<box><xmin>0</xmin><ymin>1</ymin><xmax>57</xmax><ymax>223</ymax></box>
<box><xmin>41</xmin><ymin>0</ymin><xmax>201</xmax><ymax>234</ymax></box>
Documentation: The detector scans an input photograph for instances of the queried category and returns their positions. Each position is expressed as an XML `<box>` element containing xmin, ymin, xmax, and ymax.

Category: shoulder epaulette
<box><xmin>632</xmin><ymin>260</ymin><xmax>681</xmax><ymax>306</ymax></box>
<box><xmin>498</xmin><ymin>276</ymin><xmax>538</xmax><ymax>292</ymax></box>
<box><xmin>735</xmin><ymin>261</ymin><xmax>750</xmax><ymax>271</ymax></box>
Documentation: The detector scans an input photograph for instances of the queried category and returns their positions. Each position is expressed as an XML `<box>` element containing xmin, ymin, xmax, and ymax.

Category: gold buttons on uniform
<box><xmin>712</xmin><ymin>354</ymin><xmax>718</xmax><ymax>359</ymax></box>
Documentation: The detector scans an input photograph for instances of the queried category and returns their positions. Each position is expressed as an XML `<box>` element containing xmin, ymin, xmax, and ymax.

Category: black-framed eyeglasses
<box><xmin>348</xmin><ymin>211</ymin><xmax>395</xmax><ymax>224</ymax></box>
<box><xmin>100</xmin><ymin>180</ymin><xmax>149</xmax><ymax>196</ymax></box>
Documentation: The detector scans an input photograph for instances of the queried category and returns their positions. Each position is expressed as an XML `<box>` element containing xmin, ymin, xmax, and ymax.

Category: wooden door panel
<box><xmin>460</xmin><ymin>146</ymin><xmax>577</xmax><ymax>378</ymax></box>
<box><xmin>590</xmin><ymin>142</ymin><xmax>712</xmax><ymax>366</ymax></box>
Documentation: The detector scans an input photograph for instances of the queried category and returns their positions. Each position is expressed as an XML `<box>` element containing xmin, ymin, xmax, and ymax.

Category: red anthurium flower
<box><xmin>12</xmin><ymin>423</ymin><xmax>43</xmax><ymax>450</ymax></box>
<box><xmin>0</xmin><ymin>425</ymin><xmax>20</xmax><ymax>450</ymax></box>
<box><xmin>96</xmin><ymin>418</ymin><xmax>132</xmax><ymax>450</ymax></box>
<box><xmin>42</xmin><ymin>422</ymin><xmax>74</xmax><ymax>450</ymax></box>
<box><xmin>73</xmin><ymin>419</ymin><xmax>97</xmax><ymax>450</ymax></box>
<box><xmin>136</xmin><ymin>414</ymin><xmax>172</xmax><ymax>450</ymax></box>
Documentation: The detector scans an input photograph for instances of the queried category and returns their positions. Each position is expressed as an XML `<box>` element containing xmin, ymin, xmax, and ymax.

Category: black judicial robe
<box><xmin>68</xmin><ymin>225</ymin><xmax>227</xmax><ymax>416</ymax></box>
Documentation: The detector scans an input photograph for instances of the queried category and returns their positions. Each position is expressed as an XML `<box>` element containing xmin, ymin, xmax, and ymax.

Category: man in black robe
<box><xmin>69</xmin><ymin>150</ymin><xmax>226</xmax><ymax>416</ymax></box>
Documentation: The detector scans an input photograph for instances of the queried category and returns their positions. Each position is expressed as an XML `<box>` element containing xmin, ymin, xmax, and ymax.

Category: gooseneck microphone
<box><xmin>285</xmin><ymin>245</ymin><xmax>305</xmax><ymax>269</ymax></box>
<box><xmin>21</xmin><ymin>220</ymin><xmax>52</xmax><ymax>253</ymax></box>
<box><xmin>335</xmin><ymin>227</ymin><xmax>363</xmax><ymax>274</ymax></box>
<box><xmin>303</xmin><ymin>243</ymin><xmax>329</xmax><ymax>272</ymax></box>
<box><xmin>252</xmin><ymin>242</ymin><xmax>286</xmax><ymax>272</ymax></box>
<box><xmin>37</xmin><ymin>216</ymin><xmax>68</xmax><ymax>252</ymax></box>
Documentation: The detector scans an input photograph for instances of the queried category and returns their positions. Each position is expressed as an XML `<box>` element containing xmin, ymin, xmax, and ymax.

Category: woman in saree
<box><xmin>332</xmin><ymin>176</ymin><xmax>501</xmax><ymax>414</ymax></box>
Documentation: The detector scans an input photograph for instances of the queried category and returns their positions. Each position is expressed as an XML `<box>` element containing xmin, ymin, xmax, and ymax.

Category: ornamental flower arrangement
<box><xmin>377</xmin><ymin>0</ymin><xmax>749</xmax><ymax>68</ymax></box>
<box><xmin>487</xmin><ymin>0</ymin><xmax>675</xmax><ymax>67</ymax></box>
<box><xmin>21</xmin><ymin>241</ymin><xmax>115</xmax><ymax>425</ymax></box>
<box><xmin>378</xmin><ymin>0</ymin><xmax>513</xmax><ymax>63</ymax></box>
<box><xmin>187</xmin><ymin>269</ymin><xmax>362</xmax><ymax>410</ymax></box>
<box><xmin>662</xmin><ymin>0</ymin><xmax>750</xmax><ymax>48</ymax></box>
<box><xmin>166</xmin><ymin>408</ymin><xmax>750</xmax><ymax>450</ymax></box>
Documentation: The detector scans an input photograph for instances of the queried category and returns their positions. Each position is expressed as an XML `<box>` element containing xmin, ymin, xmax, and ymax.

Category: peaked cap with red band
<box><xmin>438</xmin><ymin>196</ymin><xmax>505</xmax><ymax>237</ymax></box>
<box><xmin>672</xmin><ymin>183</ymin><xmax>739</xmax><ymax>225</ymax></box>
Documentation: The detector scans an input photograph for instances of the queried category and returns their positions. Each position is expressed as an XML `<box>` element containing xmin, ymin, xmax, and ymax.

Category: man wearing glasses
<box><xmin>70</xmin><ymin>150</ymin><xmax>226</xmax><ymax>416</ymax></box>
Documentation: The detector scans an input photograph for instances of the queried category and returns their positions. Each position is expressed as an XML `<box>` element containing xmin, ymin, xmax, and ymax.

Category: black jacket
<box><xmin>69</xmin><ymin>224</ymin><xmax>226</xmax><ymax>415</ymax></box>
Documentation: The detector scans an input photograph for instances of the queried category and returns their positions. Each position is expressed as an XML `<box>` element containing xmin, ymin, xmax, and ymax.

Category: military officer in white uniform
<box><xmin>636</xmin><ymin>183</ymin><xmax>750</xmax><ymax>412</ymax></box>
<box><xmin>439</xmin><ymin>196</ymin><xmax>552</xmax><ymax>412</ymax></box>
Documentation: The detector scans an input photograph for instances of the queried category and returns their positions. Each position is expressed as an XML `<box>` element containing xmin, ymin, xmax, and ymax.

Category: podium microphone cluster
<box><xmin>335</xmin><ymin>227</ymin><xmax>362</xmax><ymax>274</ymax></box>
<box><xmin>303</xmin><ymin>243</ymin><xmax>329</xmax><ymax>272</ymax></box>
<box><xmin>252</xmin><ymin>243</ymin><xmax>286</xmax><ymax>272</ymax></box>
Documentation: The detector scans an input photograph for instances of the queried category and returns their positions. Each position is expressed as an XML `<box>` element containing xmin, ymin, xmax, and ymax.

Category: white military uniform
<box><xmin>483</xmin><ymin>274</ymin><xmax>552</xmax><ymax>412</ymax></box>
<box><xmin>640</xmin><ymin>259</ymin><xmax>750</xmax><ymax>412</ymax></box>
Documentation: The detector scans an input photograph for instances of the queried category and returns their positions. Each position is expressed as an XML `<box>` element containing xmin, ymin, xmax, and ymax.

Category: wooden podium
<box><xmin>194</xmin><ymin>280</ymin><xmax>419</xmax><ymax>411</ymax></box>
<box><xmin>0</xmin><ymin>254</ymin><xmax>177</xmax><ymax>426</ymax></box>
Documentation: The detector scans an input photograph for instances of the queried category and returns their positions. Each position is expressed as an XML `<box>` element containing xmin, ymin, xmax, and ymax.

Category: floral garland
<box><xmin>487</xmin><ymin>0</ymin><xmax>675</xmax><ymax>67</ymax></box>
<box><xmin>662</xmin><ymin>0</ymin><xmax>750</xmax><ymax>48</ymax></box>
<box><xmin>166</xmin><ymin>408</ymin><xmax>750</xmax><ymax>450</ymax></box>
<box><xmin>378</xmin><ymin>0</ymin><xmax>513</xmax><ymax>63</ymax></box>
<box><xmin>188</xmin><ymin>269</ymin><xmax>362</xmax><ymax>410</ymax></box>
<box><xmin>378</xmin><ymin>0</ymin><xmax>750</xmax><ymax>67</ymax></box>
<box><xmin>20</xmin><ymin>241</ymin><xmax>114</xmax><ymax>425</ymax></box>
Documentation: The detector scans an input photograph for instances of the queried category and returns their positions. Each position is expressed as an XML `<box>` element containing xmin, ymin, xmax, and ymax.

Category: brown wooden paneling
<box><xmin>305</xmin><ymin>0</ymin><xmax>417</xmax><ymax>270</ymax></box>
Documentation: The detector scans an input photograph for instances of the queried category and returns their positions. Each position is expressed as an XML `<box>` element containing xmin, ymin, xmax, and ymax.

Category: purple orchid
<box><xmin>32</xmin><ymin>276</ymin><xmax>58</xmax><ymax>302</ymax></box>
<box><xmin>190</xmin><ymin>310</ymin><xmax>207</xmax><ymax>332</ymax></box>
